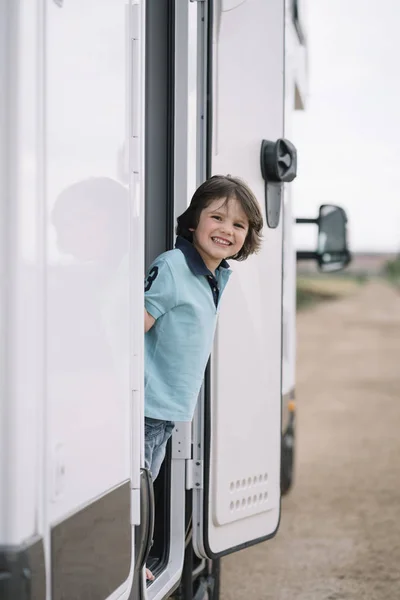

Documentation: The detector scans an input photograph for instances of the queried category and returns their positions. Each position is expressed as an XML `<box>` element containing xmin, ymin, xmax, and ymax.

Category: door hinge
<box><xmin>190</xmin><ymin>0</ymin><xmax>205</xmax><ymax>3</ymax></box>
<box><xmin>186</xmin><ymin>459</ymin><xmax>204</xmax><ymax>490</ymax></box>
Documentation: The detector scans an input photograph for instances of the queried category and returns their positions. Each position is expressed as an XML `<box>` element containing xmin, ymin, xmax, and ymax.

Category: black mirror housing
<box><xmin>317</xmin><ymin>204</ymin><xmax>351</xmax><ymax>272</ymax></box>
<box><xmin>296</xmin><ymin>204</ymin><xmax>351</xmax><ymax>272</ymax></box>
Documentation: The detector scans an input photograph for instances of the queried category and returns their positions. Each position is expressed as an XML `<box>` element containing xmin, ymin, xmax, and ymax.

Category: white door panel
<box><xmin>3</xmin><ymin>0</ymin><xmax>42</xmax><ymax>547</ymax></box>
<box><xmin>193</xmin><ymin>0</ymin><xmax>285</xmax><ymax>557</ymax></box>
<box><xmin>3</xmin><ymin>1</ymin><xmax>144</xmax><ymax>595</ymax></box>
<box><xmin>46</xmin><ymin>0</ymin><xmax>132</xmax><ymax>524</ymax></box>
<box><xmin>221</xmin><ymin>1</ymin><xmax>247</xmax><ymax>11</ymax></box>
<box><xmin>44</xmin><ymin>0</ymin><xmax>142</xmax><ymax>596</ymax></box>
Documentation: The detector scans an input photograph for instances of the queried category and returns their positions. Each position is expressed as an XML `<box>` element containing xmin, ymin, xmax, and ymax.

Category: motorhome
<box><xmin>0</xmin><ymin>1</ymin><xmax>350</xmax><ymax>599</ymax></box>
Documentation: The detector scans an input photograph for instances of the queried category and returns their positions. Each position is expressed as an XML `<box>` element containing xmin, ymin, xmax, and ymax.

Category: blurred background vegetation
<box><xmin>383</xmin><ymin>254</ymin><xmax>400</xmax><ymax>287</ymax></box>
<box><xmin>296</xmin><ymin>251</ymin><xmax>399</xmax><ymax>311</ymax></box>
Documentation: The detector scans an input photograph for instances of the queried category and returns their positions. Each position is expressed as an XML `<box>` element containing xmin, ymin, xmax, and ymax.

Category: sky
<box><xmin>292</xmin><ymin>0</ymin><xmax>400</xmax><ymax>253</ymax></box>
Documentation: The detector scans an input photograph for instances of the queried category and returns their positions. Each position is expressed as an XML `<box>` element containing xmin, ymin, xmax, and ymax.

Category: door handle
<box><xmin>134</xmin><ymin>468</ymin><xmax>155</xmax><ymax>574</ymax></box>
<box><xmin>260</xmin><ymin>138</ymin><xmax>297</xmax><ymax>228</ymax></box>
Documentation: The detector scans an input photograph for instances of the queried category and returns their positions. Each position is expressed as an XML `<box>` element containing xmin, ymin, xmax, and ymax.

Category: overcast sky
<box><xmin>293</xmin><ymin>0</ymin><xmax>400</xmax><ymax>253</ymax></box>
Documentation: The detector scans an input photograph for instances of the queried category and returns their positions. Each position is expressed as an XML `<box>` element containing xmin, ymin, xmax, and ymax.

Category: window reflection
<box><xmin>49</xmin><ymin>177</ymin><xmax>129</xmax><ymax>373</ymax></box>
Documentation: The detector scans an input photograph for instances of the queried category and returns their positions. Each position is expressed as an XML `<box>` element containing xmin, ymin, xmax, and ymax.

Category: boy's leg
<box><xmin>145</xmin><ymin>568</ymin><xmax>155</xmax><ymax>582</ymax></box>
<box><xmin>143</xmin><ymin>421</ymin><xmax>175</xmax><ymax>581</ymax></box>
<box><xmin>144</xmin><ymin>418</ymin><xmax>166</xmax><ymax>582</ymax></box>
<box><xmin>150</xmin><ymin>421</ymin><xmax>175</xmax><ymax>481</ymax></box>
<box><xmin>144</xmin><ymin>418</ymin><xmax>165</xmax><ymax>475</ymax></box>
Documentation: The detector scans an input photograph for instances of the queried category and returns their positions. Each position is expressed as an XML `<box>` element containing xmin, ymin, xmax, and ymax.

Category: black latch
<box><xmin>260</xmin><ymin>139</ymin><xmax>297</xmax><ymax>228</ymax></box>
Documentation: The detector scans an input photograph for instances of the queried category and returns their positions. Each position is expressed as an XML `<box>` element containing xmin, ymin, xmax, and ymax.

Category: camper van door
<box><xmin>43</xmin><ymin>1</ymin><xmax>143</xmax><ymax>596</ymax></box>
<box><xmin>192</xmin><ymin>0</ymin><xmax>285</xmax><ymax>558</ymax></box>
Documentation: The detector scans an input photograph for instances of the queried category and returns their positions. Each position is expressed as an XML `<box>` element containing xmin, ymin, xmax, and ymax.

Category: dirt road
<box><xmin>220</xmin><ymin>281</ymin><xmax>400</xmax><ymax>600</ymax></box>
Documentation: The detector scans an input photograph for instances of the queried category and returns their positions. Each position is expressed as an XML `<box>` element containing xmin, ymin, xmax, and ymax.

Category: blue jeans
<box><xmin>144</xmin><ymin>418</ymin><xmax>175</xmax><ymax>480</ymax></box>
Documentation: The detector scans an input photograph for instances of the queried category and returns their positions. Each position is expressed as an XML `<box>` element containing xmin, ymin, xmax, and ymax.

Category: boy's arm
<box><xmin>144</xmin><ymin>309</ymin><xmax>156</xmax><ymax>332</ymax></box>
<box><xmin>144</xmin><ymin>258</ymin><xmax>177</xmax><ymax>332</ymax></box>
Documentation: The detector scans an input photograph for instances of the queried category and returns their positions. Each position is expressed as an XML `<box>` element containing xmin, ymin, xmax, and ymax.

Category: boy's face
<box><xmin>190</xmin><ymin>197</ymin><xmax>249</xmax><ymax>272</ymax></box>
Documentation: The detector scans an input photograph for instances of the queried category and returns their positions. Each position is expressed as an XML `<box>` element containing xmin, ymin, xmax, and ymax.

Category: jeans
<box><xmin>144</xmin><ymin>417</ymin><xmax>175</xmax><ymax>481</ymax></box>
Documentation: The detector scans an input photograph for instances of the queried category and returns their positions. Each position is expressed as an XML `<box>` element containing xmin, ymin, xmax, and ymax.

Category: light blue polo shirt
<box><xmin>144</xmin><ymin>236</ymin><xmax>232</xmax><ymax>422</ymax></box>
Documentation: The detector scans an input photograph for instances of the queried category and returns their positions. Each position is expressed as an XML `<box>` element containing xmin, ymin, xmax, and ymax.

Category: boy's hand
<box><xmin>144</xmin><ymin>309</ymin><xmax>155</xmax><ymax>332</ymax></box>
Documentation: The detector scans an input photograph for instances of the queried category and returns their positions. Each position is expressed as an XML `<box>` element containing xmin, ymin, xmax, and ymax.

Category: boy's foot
<box><xmin>146</xmin><ymin>568</ymin><xmax>155</xmax><ymax>582</ymax></box>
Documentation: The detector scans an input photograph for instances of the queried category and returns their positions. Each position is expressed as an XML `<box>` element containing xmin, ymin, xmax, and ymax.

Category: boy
<box><xmin>143</xmin><ymin>174</ymin><xmax>263</xmax><ymax>579</ymax></box>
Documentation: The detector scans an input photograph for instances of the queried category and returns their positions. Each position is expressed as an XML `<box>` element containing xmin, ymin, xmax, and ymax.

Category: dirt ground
<box><xmin>220</xmin><ymin>281</ymin><xmax>400</xmax><ymax>600</ymax></box>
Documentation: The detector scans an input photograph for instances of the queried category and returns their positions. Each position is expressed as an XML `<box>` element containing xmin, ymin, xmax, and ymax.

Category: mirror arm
<box><xmin>296</xmin><ymin>251</ymin><xmax>318</xmax><ymax>261</ymax></box>
<box><xmin>296</xmin><ymin>219</ymin><xmax>319</xmax><ymax>262</ymax></box>
<box><xmin>295</xmin><ymin>218</ymin><xmax>319</xmax><ymax>225</ymax></box>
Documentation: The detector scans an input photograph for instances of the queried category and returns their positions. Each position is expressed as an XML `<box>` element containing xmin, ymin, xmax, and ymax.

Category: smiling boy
<box><xmin>143</xmin><ymin>174</ymin><xmax>263</xmax><ymax>580</ymax></box>
<box><xmin>144</xmin><ymin>173</ymin><xmax>263</xmax><ymax>470</ymax></box>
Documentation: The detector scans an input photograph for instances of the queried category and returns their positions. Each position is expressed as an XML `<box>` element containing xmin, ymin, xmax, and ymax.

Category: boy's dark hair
<box><xmin>176</xmin><ymin>175</ymin><xmax>263</xmax><ymax>260</ymax></box>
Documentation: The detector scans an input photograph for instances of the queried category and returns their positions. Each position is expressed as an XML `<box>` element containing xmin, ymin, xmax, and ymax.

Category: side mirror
<box><xmin>296</xmin><ymin>204</ymin><xmax>351</xmax><ymax>272</ymax></box>
<box><xmin>317</xmin><ymin>205</ymin><xmax>351</xmax><ymax>272</ymax></box>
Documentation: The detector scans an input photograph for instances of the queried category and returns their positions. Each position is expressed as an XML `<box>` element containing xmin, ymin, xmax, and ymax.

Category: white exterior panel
<box><xmin>282</xmin><ymin>0</ymin><xmax>307</xmax><ymax>404</ymax></box>
<box><xmin>194</xmin><ymin>0</ymin><xmax>285</xmax><ymax>556</ymax></box>
<box><xmin>44</xmin><ymin>0</ymin><xmax>132</xmax><ymax>526</ymax></box>
<box><xmin>1</xmin><ymin>1</ymin><xmax>145</xmax><ymax>596</ymax></box>
<box><xmin>0</xmin><ymin>0</ymin><xmax>43</xmax><ymax>547</ymax></box>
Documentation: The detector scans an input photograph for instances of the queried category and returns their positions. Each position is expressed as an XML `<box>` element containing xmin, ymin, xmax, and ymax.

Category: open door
<box><xmin>193</xmin><ymin>0</ymin><xmax>287</xmax><ymax>558</ymax></box>
<box><xmin>44</xmin><ymin>1</ymin><xmax>143</xmax><ymax>597</ymax></box>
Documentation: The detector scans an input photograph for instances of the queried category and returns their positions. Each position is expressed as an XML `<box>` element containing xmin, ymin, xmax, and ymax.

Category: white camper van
<box><xmin>0</xmin><ymin>1</ymin><xmax>350</xmax><ymax>599</ymax></box>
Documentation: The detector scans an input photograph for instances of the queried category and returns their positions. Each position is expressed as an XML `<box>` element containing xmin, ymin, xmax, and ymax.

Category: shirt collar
<box><xmin>175</xmin><ymin>236</ymin><xmax>230</xmax><ymax>277</ymax></box>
